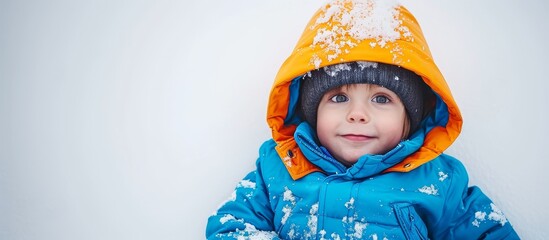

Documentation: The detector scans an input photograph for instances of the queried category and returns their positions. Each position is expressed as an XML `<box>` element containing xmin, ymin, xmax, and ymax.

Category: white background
<box><xmin>1</xmin><ymin>0</ymin><xmax>547</xmax><ymax>239</ymax></box>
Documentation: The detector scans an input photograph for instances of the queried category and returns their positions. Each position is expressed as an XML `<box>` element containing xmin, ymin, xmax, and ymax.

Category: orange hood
<box><xmin>267</xmin><ymin>0</ymin><xmax>462</xmax><ymax>179</ymax></box>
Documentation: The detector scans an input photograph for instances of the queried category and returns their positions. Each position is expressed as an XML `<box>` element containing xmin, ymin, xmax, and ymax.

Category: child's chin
<box><xmin>341</xmin><ymin>151</ymin><xmax>380</xmax><ymax>164</ymax></box>
<box><xmin>339</xmin><ymin>156</ymin><xmax>360</xmax><ymax>167</ymax></box>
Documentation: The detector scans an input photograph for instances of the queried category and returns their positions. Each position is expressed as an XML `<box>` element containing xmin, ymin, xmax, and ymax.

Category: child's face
<box><xmin>316</xmin><ymin>84</ymin><xmax>409</xmax><ymax>167</ymax></box>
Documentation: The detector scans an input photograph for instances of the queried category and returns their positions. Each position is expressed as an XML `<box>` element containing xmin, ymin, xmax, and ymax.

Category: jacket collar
<box><xmin>294</xmin><ymin>122</ymin><xmax>425</xmax><ymax>179</ymax></box>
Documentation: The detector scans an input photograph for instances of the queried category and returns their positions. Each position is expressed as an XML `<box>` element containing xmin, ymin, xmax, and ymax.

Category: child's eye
<box><xmin>372</xmin><ymin>95</ymin><xmax>390</xmax><ymax>103</ymax></box>
<box><xmin>330</xmin><ymin>94</ymin><xmax>349</xmax><ymax>103</ymax></box>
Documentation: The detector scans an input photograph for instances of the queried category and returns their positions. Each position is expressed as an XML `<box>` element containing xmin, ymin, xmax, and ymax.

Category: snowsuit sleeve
<box><xmin>205</xmin><ymin>144</ymin><xmax>280</xmax><ymax>239</ymax></box>
<box><xmin>432</xmin><ymin>159</ymin><xmax>519</xmax><ymax>239</ymax></box>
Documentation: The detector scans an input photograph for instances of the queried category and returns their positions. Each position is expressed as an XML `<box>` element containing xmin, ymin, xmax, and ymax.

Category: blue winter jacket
<box><xmin>206</xmin><ymin>121</ymin><xmax>518</xmax><ymax>239</ymax></box>
<box><xmin>206</xmin><ymin>0</ymin><xmax>518</xmax><ymax>239</ymax></box>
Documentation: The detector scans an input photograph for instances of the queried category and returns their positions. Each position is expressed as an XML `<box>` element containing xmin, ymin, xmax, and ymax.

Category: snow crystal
<box><xmin>476</xmin><ymin>211</ymin><xmax>487</xmax><ymax>220</ymax></box>
<box><xmin>219</xmin><ymin>214</ymin><xmax>234</xmax><ymax>224</ymax></box>
<box><xmin>357</xmin><ymin>61</ymin><xmax>378</xmax><ymax>69</ymax></box>
<box><xmin>418</xmin><ymin>184</ymin><xmax>438</xmax><ymax>195</ymax></box>
<box><xmin>281</xmin><ymin>205</ymin><xmax>292</xmax><ymax>225</ymax></box>
<box><xmin>472</xmin><ymin>211</ymin><xmax>486</xmax><ymax>227</ymax></box>
<box><xmin>345</xmin><ymin>197</ymin><xmax>355</xmax><ymax>209</ymax></box>
<box><xmin>319</xmin><ymin>230</ymin><xmax>327</xmax><ymax>240</ymax></box>
<box><xmin>236</xmin><ymin>223</ymin><xmax>278</xmax><ymax>240</ymax></box>
<box><xmin>237</xmin><ymin>180</ymin><xmax>256</xmax><ymax>189</ymax></box>
<box><xmin>323</xmin><ymin>62</ymin><xmax>352</xmax><ymax>77</ymax></box>
<box><xmin>342</xmin><ymin>216</ymin><xmax>350</xmax><ymax>223</ymax></box>
<box><xmin>220</xmin><ymin>214</ymin><xmax>243</xmax><ymax>224</ymax></box>
<box><xmin>352</xmin><ymin>222</ymin><xmax>368</xmax><ymax>238</ymax></box>
<box><xmin>310</xmin><ymin>203</ymin><xmax>319</xmax><ymax>215</ymax></box>
<box><xmin>307</xmin><ymin>203</ymin><xmax>319</xmax><ymax>237</ymax></box>
<box><xmin>228</xmin><ymin>190</ymin><xmax>237</xmax><ymax>201</ymax></box>
<box><xmin>471</xmin><ymin>203</ymin><xmax>508</xmax><ymax>227</ymax></box>
<box><xmin>311</xmin><ymin>54</ymin><xmax>323</xmax><ymax>69</ymax></box>
<box><xmin>244</xmin><ymin>223</ymin><xmax>257</xmax><ymax>231</ymax></box>
<box><xmin>488</xmin><ymin>203</ymin><xmax>508</xmax><ymax>226</ymax></box>
<box><xmin>372</xmin><ymin>235</ymin><xmax>389</xmax><ymax>240</ymax></box>
<box><xmin>389</xmin><ymin>44</ymin><xmax>404</xmax><ymax>63</ymax></box>
<box><xmin>287</xmin><ymin>225</ymin><xmax>296</xmax><ymax>239</ymax></box>
<box><xmin>221</xmin><ymin>222</ymin><xmax>277</xmax><ymax>239</ymax></box>
<box><xmin>318</xmin><ymin>229</ymin><xmax>326</xmax><ymax>240</ymax></box>
<box><xmin>331</xmin><ymin>233</ymin><xmax>342</xmax><ymax>240</ymax></box>
<box><xmin>438</xmin><ymin>171</ymin><xmax>448</xmax><ymax>182</ymax></box>
<box><xmin>283</xmin><ymin>187</ymin><xmax>296</xmax><ymax>203</ymax></box>
<box><xmin>310</xmin><ymin>0</ymin><xmax>412</xmax><ymax>68</ymax></box>
<box><xmin>281</xmin><ymin>187</ymin><xmax>297</xmax><ymax>225</ymax></box>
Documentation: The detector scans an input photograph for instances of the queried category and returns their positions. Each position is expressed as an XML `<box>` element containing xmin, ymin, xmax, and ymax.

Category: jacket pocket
<box><xmin>393</xmin><ymin>203</ymin><xmax>429</xmax><ymax>240</ymax></box>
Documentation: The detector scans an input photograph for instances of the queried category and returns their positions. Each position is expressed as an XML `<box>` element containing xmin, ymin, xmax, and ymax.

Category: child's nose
<box><xmin>347</xmin><ymin>105</ymin><xmax>370</xmax><ymax>123</ymax></box>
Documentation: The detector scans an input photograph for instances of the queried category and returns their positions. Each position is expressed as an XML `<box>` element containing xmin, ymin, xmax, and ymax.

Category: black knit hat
<box><xmin>300</xmin><ymin>61</ymin><xmax>431</xmax><ymax>133</ymax></box>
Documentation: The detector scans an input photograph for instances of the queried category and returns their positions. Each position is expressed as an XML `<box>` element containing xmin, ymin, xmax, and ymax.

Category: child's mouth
<box><xmin>341</xmin><ymin>134</ymin><xmax>373</xmax><ymax>141</ymax></box>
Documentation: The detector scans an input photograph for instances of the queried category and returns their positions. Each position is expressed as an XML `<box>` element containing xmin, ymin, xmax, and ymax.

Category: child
<box><xmin>206</xmin><ymin>0</ymin><xmax>518</xmax><ymax>239</ymax></box>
